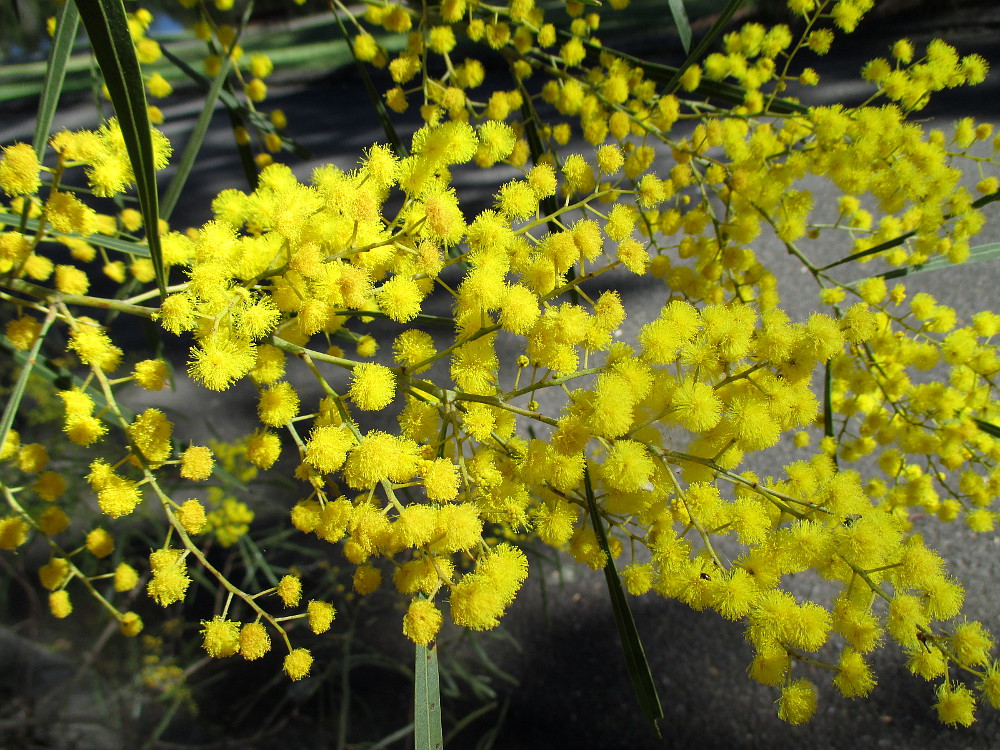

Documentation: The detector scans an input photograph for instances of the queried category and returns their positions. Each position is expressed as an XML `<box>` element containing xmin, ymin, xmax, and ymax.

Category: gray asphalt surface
<box><xmin>4</xmin><ymin>2</ymin><xmax>1000</xmax><ymax>748</ymax></box>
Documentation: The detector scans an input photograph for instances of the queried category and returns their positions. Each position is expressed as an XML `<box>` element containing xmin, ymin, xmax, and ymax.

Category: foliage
<box><xmin>2</xmin><ymin>0</ymin><xmax>1000</xmax><ymax>742</ymax></box>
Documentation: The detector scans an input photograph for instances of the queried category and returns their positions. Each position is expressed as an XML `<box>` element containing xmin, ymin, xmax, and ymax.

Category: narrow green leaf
<box><xmin>974</xmin><ymin>418</ymin><xmax>1000</xmax><ymax>439</ymax></box>
<box><xmin>160</xmin><ymin>4</ymin><xmax>252</xmax><ymax>222</ymax></box>
<box><xmin>666</xmin><ymin>0</ymin><xmax>747</xmax><ymax>91</ymax></box>
<box><xmin>849</xmin><ymin>242</ymin><xmax>1000</xmax><ymax>285</ymax></box>
<box><xmin>34</xmin><ymin>1</ymin><xmax>81</xmax><ymax>157</ymax></box>
<box><xmin>0</xmin><ymin>310</ymin><xmax>58</xmax><ymax>465</ymax></box>
<box><xmin>414</xmin><ymin>643</ymin><xmax>444</xmax><ymax>750</ymax></box>
<box><xmin>74</xmin><ymin>0</ymin><xmax>166</xmax><ymax>297</ymax></box>
<box><xmin>331</xmin><ymin>8</ymin><xmax>407</xmax><ymax>157</ymax></box>
<box><xmin>583</xmin><ymin>466</ymin><xmax>663</xmax><ymax>737</ymax></box>
<box><xmin>667</xmin><ymin>0</ymin><xmax>692</xmax><ymax>54</ymax></box>
<box><xmin>0</xmin><ymin>209</ymin><xmax>150</xmax><ymax>257</ymax></box>
<box><xmin>823</xmin><ymin>360</ymin><xmax>833</xmax><ymax>439</ymax></box>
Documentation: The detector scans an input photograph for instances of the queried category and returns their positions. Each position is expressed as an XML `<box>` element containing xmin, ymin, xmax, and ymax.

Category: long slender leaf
<box><xmin>582</xmin><ymin>466</ymin><xmax>663</xmax><ymax>737</ymax></box>
<box><xmin>848</xmin><ymin>242</ymin><xmax>1000</xmax><ymax>286</ymax></box>
<box><xmin>74</xmin><ymin>0</ymin><xmax>166</xmax><ymax>297</ymax></box>
<box><xmin>974</xmin><ymin>418</ymin><xmax>1000</xmax><ymax>439</ymax></box>
<box><xmin>331</xmin><ymin>6</ymin><xmax>407</xmax><ymax>157</ymax></box>
<box><xmin>159</xmin><ymin>4</ymin><xmax>251</xmax><ymax>222</ymax></box>
<box><xmin>34</xmin><ymin>1</ymin><xmax>81</xmax><ymax>158</ymax></box>
<box><xmin>414</xmin><ymin>643</ymin><xmax>444</xmax><ymax>750</ymax></box>
<box><xmin>667</xmin><ymin>0</ymin><xmax>692</xmax><ymax>54</ymax></box>
<box><xmin>0</xmin><ymin>310</ymin><xmax>58</xmax><ymax>466</ymax></box>
<box><xmin>666</xmin><ymin>0</ymin><xmax>747</xmax><ymax>91</ymax></box>
<box><xmin>0</xmin><ymin>209</ymin><xmax>150</xmax><ymax>257</ymax></box>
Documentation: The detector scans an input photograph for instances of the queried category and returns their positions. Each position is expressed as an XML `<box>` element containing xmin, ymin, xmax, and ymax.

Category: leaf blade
<box><xmin>34</xmin><ymin>1</ymin><xmax>81</xmax><ymax>158</ymax></box>
<box><xmin>667</xmin><ymin>0</ymin><xmax>692</xmax><ymax>54</ymax></box>
<box><xmin>414</xmin><ymin>643</ymin><xmax>444</xmax><ymax>750</ymax></box>
<box><xmin>583</xmin><ymin>466</ymin><xmax>663</xmax><ymax>737</ymax></box>
<box><xmin>74</xmin><ymin>0</ymin><xmax>166</xmax><ymax>297</ymax></box>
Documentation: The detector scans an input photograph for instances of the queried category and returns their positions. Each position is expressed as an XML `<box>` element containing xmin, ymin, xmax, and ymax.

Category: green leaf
<box><xmin>667</xmin><ymin>0</ymin><xmax>692</xmax><ymax>54</ymax></box>
<box><xmin>414</xmin><ymin>643</ymin><xmax>444</xmax><ymax>750</ymax></box>
<box><xmin>34</xmin><ymin>1</ymin><xmax>81</xmax><ymax>158</ymax></box>
<box><xmin>73</xmin><ymin>0</ymin><xmax>166</xmax><ymax>298</ymax></box>
<box><xmin>331</xmin><ymin>7</ymin><xmax>407</xmax><ymax>157</ymax></box>
<box><xmin>0</xmin><ymin>209</ymin><xmax>150</xmax><ymax>257</ymax></box>
<box><xmin>666</xmin><ymin>0</ymin><xmax>747</xmax><ymax>92</ymax></box>
<box><xmin>0</xmin><ymin>311</ymin><xmax>58</xmax><ymax>468</ymax></box>
<box><xmin>583</xmin><ymin>466</ymin><xmax>663</xmax><ymax>737</ymax></box>
<box><xmin>974</xmin><ymin>418</ymin><xmax>1000</xmax><ymax>439</ymax></box>
<box><xmin>159</xmin><ymin>4</ymin><xmax>252</xmax><ymax>222</ymax></box>
<box><xmin>849</xmin><ymin>242</ymin><xmax>1000</xmax><ymax>285</ymax></box>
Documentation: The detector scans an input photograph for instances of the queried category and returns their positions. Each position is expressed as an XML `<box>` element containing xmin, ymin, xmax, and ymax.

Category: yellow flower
<box><xmin>283</xmin><ymin>648</ymin><xmax>313</xmax><ymax>680</ymax></box>
<box><xmin>277</xmin><ymin>574</ymin><xmax>302</xmax><ymax>607</ymax></box>
<box><xmin>348</xmin><ymin>363</ymin><xmax>396</xmax><ymax>411</ymax></box>
<box><xmin>201</xmin><ymin>616</ymin><xmax>241</xmax><ymax>658</ymax></box>
<box><xmin>240</xmin><ymin>621</ymin><xmax>271</xmax><ymax>660</ymax></box>
<box><xmin>404</xmin><ymin>599</ymin><xmax>443</xmax><ymax>645</ymax></box>
<box><xmin>0</xmin><ymin>143</ymin><xmax>41</xmax><ymax>196</ymax></box>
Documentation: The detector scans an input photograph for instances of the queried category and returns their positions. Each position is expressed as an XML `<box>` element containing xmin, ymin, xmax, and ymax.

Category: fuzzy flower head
<box><xmin>0</xmin><ymin>143</ymin><xmax>41</xmax><ymax>196</ymax></box>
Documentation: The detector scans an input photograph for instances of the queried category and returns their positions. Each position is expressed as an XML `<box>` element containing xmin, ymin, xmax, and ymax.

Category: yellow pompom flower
<box><xmin>277</xmin><ymin>574</ymin><xmax>302</xmax><ymax>607</ymax></box>
<box><xmin>113</xmin><ymin>562</ymin><xmax>139</xmax><ymax>592</ymax></box>
<box><xmin>422</xmin><ymin>458</ymin><xmax>460</xmax><ymax>502</ymax></box>
<box><xmin>49</xmin><ymin>590</ymin><xmax>72</xmax><ymax>619</ymax></box>
<box><xmin>404</xmin><ymin>599</ymin><xmax>443</xmax><ymax>645</ymax></box>
<box><xmin>349</xmin><ymin>363</ymin><xmax>396</xmax><ymax>411</ymax></box>
<box><xmin>38</xmin><ymin>506</ymin><xmax>70</xmax><ymax>535</ymax></box>
<box><xmin>344</xmin><ymin>431</ymin><xmax>419</xmax><ymax>489</ymax></box>
<box><xmin>449</xmin><ymin>544</ymin><xmax>528</xmax><ymax>630</ymax></box>
<box><xmin>258</xmin><ymin>381</ymin><xmax>300</xmax><ymax>427</ymax></box>
<box><xmin>777</xmin><ymin>678</ymin><xmax>817</xmax><ymax>724</ymax></box>
<box><xmin>54</xmin><ymin>265</ymin><xmax>89</xmax><ymax>295</ymax></box>
<box><xmin>177</xmin><ymin>499</ymin><xmax>208</xmax><ymax>534</ymax></box>
<box><xmin>69</xmin><ymin>321</ymin><xmax>123</xmax><ymax>372</ymax></box>
<box><xmin>133</xmin><ymin>359</ymin><xmax>169</xmax><ymax>390</ymax></box>
<box><xmin>951</xmin><ymin>621</ymin><xmax>994</xmax><ymax>667</ymax></box>
<box><xmin>85</xmin><ymin>528</ymin><xmax>114</xmax><ymax>558</ymax></box>
<box><xmin>247</xmin><ymin>429</ymin><xmax>282</xmax><ymax>469</ymax></box>
<box><xmin>180</xmin><ymin>445</ymin><xmax>214</xmax><ymax>481</ymax></box>
<box><xmin>119</xmin><ymin>611</ymin><xmax>143</xmax><ymax>637</ymax></box>
<box><xmin>672</xmin><ymin>379</ymin><xmax>723</xmax><ymax>432</ymax></box>
<box><xmin>934</xmin><ymin>683</ymin><xmax>976</xmax><ymax>727</ymax></box>
<box><xmin>0</xmin><ymin>516</ymin><xmax>29</xmax><ymax>550</ymax></box>
<box><xmin>147</xmin><ymin>548</ymin><xmax>191</xmax><ymax>605</ymax></box>
<box><xmin>127</xmin><ymin>408</ymin><xmax>173</xmax><ymax>466</ymax></box>
<box><xmin>0</xmin><ymin>143</ymin><xmax>41</xmax><ymax>196</ymax></box>
<box><xmin>834</xmin><ymin>648</ymin><xmax>876</xmax><ymax>697</ymax></box>
<box><xmin>305</xmin><ymin>425</ymin><xmax>354</xmax><ymax>474</ymax></box>
<box><xmin>308</xmin><ymin>600</ymin><xmax>336</xmax><ymax>634</ymax></box>
<box><xmin>5</xmin><ymin>316</ymin><xmax>41</xmax><ymax>351</ymax></box>
<box><xmin>188</xmin><ymin>334</ymin><xmax>257</xmax><ymax>391</ymax></box>
<box><xmin>283</xmin><ymin>648</ymin><xmax>313</xmax><ymax>680</ymax></box>
<box><xmin>240</xmin><ymin>621</ymin><xmax>271</xmax><ymax>660</ymax></box>
<box><xmin>601</xmin><ymin>440</ymin><xmax>654</xmax><ymax>492</ymax></box>
<box><xmin>201</xmin><ymin>616</ymin><xmax>241</xmax><ymax>658</ymax></box>
<box><xmin>621</xmin><ymin>563</ymin><xmax>655</xmax><ymax>595</ymax></box>
<box><xmin>353</xmin><ymin>565</ymin><xmax>382</xmax><ymax>594</ymax></box>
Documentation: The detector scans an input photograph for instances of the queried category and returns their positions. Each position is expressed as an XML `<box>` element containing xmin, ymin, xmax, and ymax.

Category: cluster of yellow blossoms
<box><xmin>3</xmin><ymin>0</ymin><xmax>1000</xmax><ymax>729</ymax></box>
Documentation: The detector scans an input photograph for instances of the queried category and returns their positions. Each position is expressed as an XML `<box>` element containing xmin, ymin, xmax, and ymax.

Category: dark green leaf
<box><xmin>974</xmin><ymin>418</ymin><xmax>1000</xmax><ymax>439</ymax></box>
<box><xmin>414</xmin><ymin>643</ymin><xmax>444</xmax><ymax>750</ymax></box>
<box><xmin>160</xmin><ymin>3</ymin><xmax>252</xmax><ymax>222</ymax></box>
<box><xmin>850</xmin><ymin>242</ymin><xmax>1000</xmax><ymax>285</ymax></box>
<box><xmin>74</xmin><ymin>0</ymin><xmax>166</xmax><ymax>297</ymax></box>
<box><xmin>666</xmin><ymin>0</ymin><xmax>747</xmax><ymax>91</ymax></box>
<box><xmin>583</xmin><ymin>466</ymin><xmax>663</xmax><ymax>737</ymax></box>
<box><xmin>332</xmin><ymin>7</ymin><xmax>407</xmax><ymax>157</ymax></box>
<box><xmin>667</xmin><ymin>0</ymin><xmax>691</xmax><ymax>54</ymax></box>
<box><xmin>0</xmin><ymin>209</ymin><xmax>150</xmax><ymax>256</ymax></box>
<box><xmin>34</xmin><ymin>1</ymin><xmax>81</xmax><ymax>158</ymax></box>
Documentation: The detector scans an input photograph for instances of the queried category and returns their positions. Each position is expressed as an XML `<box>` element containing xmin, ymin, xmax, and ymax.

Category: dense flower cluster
<box><xmin>2</xmin><ymin>0</ymin><xmax>1000</xmax><ymax>727</ymax></box>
